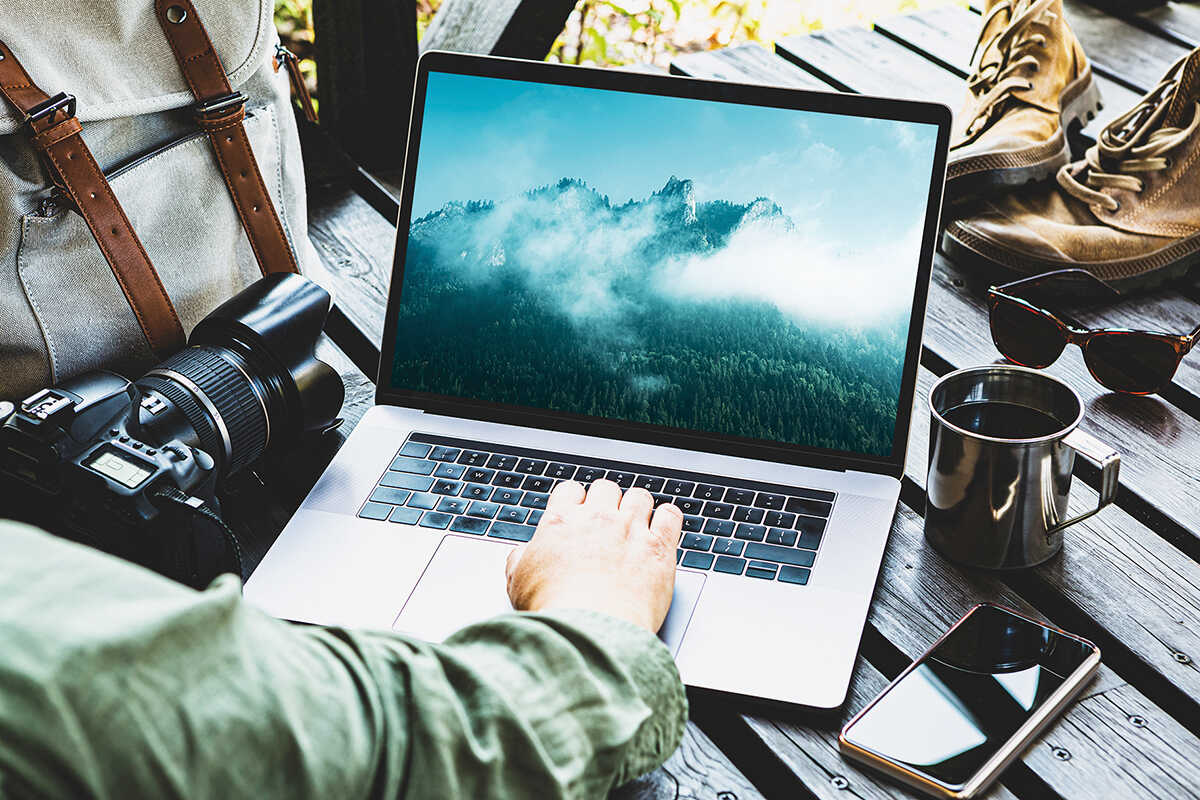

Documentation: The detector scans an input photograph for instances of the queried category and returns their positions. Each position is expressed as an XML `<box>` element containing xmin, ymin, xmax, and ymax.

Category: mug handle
<box><xmin>1048</xmin><ymin>427</ymin><xmax>1121</xmax><ymax>534</ymax></box>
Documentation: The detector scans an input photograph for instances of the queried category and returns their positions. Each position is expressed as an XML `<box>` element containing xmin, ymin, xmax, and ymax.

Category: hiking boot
<box><xmin>947</xmin><ymin>0</ymin><xmax>1102</xmax><ymax>199</ymax></box>
<box><xmin>943</xmin><ymin>50</ymin><xmax>1200</xmax><ymax>293</ymax></box>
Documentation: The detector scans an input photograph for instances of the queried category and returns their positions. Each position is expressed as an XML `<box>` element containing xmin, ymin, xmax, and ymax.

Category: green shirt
<box><xmin>0</xmin><ymin>520</ymin><xmax>687</xmax><ymax>799</ymax></box>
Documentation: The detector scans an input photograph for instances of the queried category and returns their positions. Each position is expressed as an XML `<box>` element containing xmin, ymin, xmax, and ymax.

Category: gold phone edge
<box><xmin>837</xmin><ymin>605</ymin><xmax>1102</xmax><ymax>799</ymax></box>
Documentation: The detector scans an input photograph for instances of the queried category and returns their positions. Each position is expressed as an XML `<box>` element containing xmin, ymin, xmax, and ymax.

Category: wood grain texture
<box><xmin>420</xmin><ymin>0</ymin><xmax>577</xmax><ymax>58</ymax></box>
<box><xmin>904</xmin><ymin>366</ymin><xmax>1200</xmax><ymax>706</ymax></box>
<box><xmin>1058</xmin><ymin>0</ymin><xmax>1191</xmax><ymax>90</ymax></box>
<box><xmin>1129</xmin><ymin>1</ymin><xmax>1200</xmax><ymax>47</ymax></box>
<box><xmin>615</xmin><ymin>722</ymin><xmax>764</xmax><ymax>800</ymax></box>
<box><xmin>868</xmin><ymin>504</ymin><xmax>1200</xmax><ymax>800</ymax></box>
<box><xmin>671</xmin><ymin>44</ymin><xmax>833</xmax><ymax>90</ymax></box>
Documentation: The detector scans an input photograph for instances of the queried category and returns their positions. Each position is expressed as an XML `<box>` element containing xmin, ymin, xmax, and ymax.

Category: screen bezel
<box><xmin>375</xmin><ymin>50</ymin><xmax>952</xmax><ymax>478</ymax></box>
<box><xmin>839</xmin><ymin>603</ymin><xmax>1100</xmax><ymax>796</ymax></box>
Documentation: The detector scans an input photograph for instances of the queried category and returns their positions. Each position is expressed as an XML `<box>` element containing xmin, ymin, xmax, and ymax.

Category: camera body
<box><xmin>0</xmin><ymin>273</ymin><xmax>344</xmax><ymax>586</ymax></box>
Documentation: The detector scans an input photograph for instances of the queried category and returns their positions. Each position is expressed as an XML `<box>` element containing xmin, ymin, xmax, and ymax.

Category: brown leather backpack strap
<box><xmin>0</xmin><ymin>41</ymin><xmax>186</xmax><ymax>356</ymax></box>
<box><xmin>155</xmin><ymin>0</ymin><xmax>300</xmax><ymax>276</ymax></box>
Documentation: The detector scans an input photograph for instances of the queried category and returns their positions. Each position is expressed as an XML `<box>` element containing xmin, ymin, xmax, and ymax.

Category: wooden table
<box><xmin>235</xmin><ymin>2</ymin><xmax>1200</xmax><ymax>797</ymax></box>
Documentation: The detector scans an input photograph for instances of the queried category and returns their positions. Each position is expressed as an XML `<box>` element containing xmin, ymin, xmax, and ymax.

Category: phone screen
<box><xmin>842</xmin><ymin>605</ymin><xmax>1096</xmax><ymax>790</ymax></box>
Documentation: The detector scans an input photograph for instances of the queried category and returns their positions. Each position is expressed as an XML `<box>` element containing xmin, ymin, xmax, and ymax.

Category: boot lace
<box><xmin>963</xmin><ymin>0</ymin><xmax>1059</xmax><ymax>140</ymax></box>
<box><xmin>1058</xmin><ymin>53</ymin><xmax>1200</xmax><ymax>212</ymax></box>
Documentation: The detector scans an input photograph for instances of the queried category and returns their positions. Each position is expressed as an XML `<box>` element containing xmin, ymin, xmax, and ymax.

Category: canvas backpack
<box><xmin>0</xmin><ymin>0</ymin><xmax>318</xmax><ymax>400</ymax></box>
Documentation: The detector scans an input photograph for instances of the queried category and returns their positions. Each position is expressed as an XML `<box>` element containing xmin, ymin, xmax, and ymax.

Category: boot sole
<box><xmin>941</xmin><ymin>219</ymin><xmax>1200</xmax><ymax>295</ymax></box>
<box><xmin>945</xmin><ymin>70</ymin><xmax>1103</xmax><ymax>201</ymax></box>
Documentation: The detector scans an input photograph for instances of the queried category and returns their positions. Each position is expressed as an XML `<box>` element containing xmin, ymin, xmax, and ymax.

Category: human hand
<box><xmin>505</xmin><ymin>479</ymin><xmax>681</xmax><ymax>632</ymax></box>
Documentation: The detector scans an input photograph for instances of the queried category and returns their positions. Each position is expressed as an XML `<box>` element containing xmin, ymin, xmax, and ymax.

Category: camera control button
<box><xmin>163</xmin><ymin>445</ymin><xmax>188</xmax><ymax>461</ymax></box>
<box><xmin>118</xmin><ymin>435</ymin><xmax>130</xmax><ymax>443</ymax></box>
<box><xmin>131</xmin><ymin>442</ymin><xmax>143</xmax><ymax>449</ymax></box>
<box><xmin>146</xmin><ymin>449</ymin><xmax>157</xmax><ymax>456</ymax></box>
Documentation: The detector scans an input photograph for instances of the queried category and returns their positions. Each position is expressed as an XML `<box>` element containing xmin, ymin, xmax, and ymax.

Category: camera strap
<box><xmin>155</xmin><ymin>0</ymin><xmax>300</xmax><ymax>277</ymax></box>
<box><xmin>0</xmin><ymin>42</ymin><xmax>187</xmax><ymax>357</ymax></box>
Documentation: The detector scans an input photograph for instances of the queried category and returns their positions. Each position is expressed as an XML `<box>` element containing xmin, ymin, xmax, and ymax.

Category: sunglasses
<box><xmin>987</xmin><ymin>269</ymin><xmax>1200</xmax><ymax>395</ymax></box>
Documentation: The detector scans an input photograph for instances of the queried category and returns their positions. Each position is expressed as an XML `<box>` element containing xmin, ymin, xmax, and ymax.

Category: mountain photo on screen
<box><xmin>391</xmin><ymin>72</ymin><xmax>938</xmax><ymax>458</ymax></box>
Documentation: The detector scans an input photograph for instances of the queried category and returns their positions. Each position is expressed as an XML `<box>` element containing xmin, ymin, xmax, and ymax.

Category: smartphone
<box><xmin>839</xmin><ymin>604</ymin><xmax>1100</xmax><ymax>799</ymax></box>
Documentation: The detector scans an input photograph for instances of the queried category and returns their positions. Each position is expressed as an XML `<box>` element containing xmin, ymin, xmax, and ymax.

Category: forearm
<box><xmin>0</xmin><ymin>522</ymin><xmax>686</xmax><ymax>799</ymax></box>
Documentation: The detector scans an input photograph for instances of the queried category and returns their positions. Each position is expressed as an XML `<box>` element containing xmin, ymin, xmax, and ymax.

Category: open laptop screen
<box><xmin>386</xmin><ymin>64</ymin><xmax>943</xmax><ymax>465</ymax></box>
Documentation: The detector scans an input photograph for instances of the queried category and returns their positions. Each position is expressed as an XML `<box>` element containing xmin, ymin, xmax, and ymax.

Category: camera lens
<box><xmin>132</xmin><ymin>274</ymin><xmax>343</xmax><ymax>479</ymax></box>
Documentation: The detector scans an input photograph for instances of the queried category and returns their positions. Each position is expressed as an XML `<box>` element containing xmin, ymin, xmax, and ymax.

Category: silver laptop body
<box><xmin>245</xmin><ymin>52</ymin><xmax>950</xmax><ymax>709</ymax></box>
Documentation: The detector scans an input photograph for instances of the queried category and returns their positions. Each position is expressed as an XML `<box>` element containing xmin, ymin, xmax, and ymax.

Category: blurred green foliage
<box><xmin>275</xmin><ymin>0</ymin><xmax>956</xmax><ymax>90</ymax></box>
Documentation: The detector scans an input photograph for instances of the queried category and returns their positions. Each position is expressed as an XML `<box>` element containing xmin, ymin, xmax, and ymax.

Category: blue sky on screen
<box><xmin>411</xmin><ymin>71</ymin><xmax>937</xmax><ymax>244</ymax></box>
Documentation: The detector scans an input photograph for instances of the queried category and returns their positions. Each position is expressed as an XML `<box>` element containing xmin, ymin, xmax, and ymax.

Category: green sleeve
<box><xmin>0</xmin><ymin>520</ymin><xmax>687</xmax><ymax>799</ymax></box>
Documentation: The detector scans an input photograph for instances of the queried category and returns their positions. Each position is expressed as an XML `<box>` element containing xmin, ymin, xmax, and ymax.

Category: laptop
<box><xmin>245</xmin><ymin>51</ymin><xmax>950</xmax><ymax>709</ymax></box>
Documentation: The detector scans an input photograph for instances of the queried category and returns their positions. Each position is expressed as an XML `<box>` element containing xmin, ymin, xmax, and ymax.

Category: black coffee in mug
<box><xmin>941</xmin><ymin>401</ymin><xmax>1065</xmax><ymax>439</ymax></box>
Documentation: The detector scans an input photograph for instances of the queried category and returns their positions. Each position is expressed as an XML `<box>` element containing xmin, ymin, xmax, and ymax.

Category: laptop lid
<box><xmin>377</xmin><ymin>52</ymin><xmax>950</xmax><ymax>479</ymax></box>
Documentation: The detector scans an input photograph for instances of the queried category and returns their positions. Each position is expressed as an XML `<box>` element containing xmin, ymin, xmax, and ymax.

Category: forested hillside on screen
<box><xmin>391</xmin><ymin>176</ymin><xmax>911</xmax><ymax>456</ymax></box>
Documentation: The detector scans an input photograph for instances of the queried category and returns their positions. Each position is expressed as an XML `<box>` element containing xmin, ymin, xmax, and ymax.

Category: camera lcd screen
<box><xmin>842</xmin><ymin>606</ymin><xmax>1096</xmax><ymax>789</ymax></box>
<box><xmin>85</xmin><ymin>447</ymin><xmax>154</xmax><ymax>489</ymax></box>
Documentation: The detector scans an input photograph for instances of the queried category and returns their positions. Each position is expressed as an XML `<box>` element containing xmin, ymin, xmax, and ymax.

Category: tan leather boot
<box><xmin>944</xmin><ymin>50</ymin><xmax>1200</xmax><ymax>293</ymax></box>
<box><xmin>948</xmin><ymin>0</ymin><xmax>1102</xmax><ymax>198</ymax></box>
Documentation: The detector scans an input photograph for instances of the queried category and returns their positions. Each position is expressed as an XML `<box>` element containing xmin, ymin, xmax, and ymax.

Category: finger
<box><xmin>649</xmin><ymin>503</ymin><xmax>684</xmax><ymax>546</ymax></box>
<box><xmin>619</xmin><ymin>486</ymin><xmax>654</xmax><ymax>522</ymax></box>
<box><xmin>505</xmin><ymin>544</ymin><xmax>526</xmax><ymax>580</ymax></box>
<box><xmin>584</xmin><ymin>478</ymin><xmax>621</xmax><ymax>508</ymax></box>
<box><xmin>546</xmin><ymin>479</ymin><xmax>586</xmax><ymax>511</ymax></box>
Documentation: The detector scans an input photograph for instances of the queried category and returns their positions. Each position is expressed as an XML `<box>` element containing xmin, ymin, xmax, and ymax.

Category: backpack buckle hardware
<box><xmin>23</xmin><ymin>92</ymin><xmax>76</xmax><ymax>128</ymax></box>
<box><xmin>193</xmin><ymin>91</ymin><xmax>247</xmax><ymax>121</ymax></box>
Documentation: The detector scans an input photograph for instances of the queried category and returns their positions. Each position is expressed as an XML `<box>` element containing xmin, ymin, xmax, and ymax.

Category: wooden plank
<box><xmin>924</xmin><ymin>255</ymin><xmax>1200</xmax><ymax>543</ymax></box>
<box><xmin>1130</xmin><ymin>1</ymin><xmax>1200</xmax><ymax>47</ymax></box>
<box><xmin>1059</xmin><ymin>0</ymin><xmax>1190</xmax><ymax>91</ymax></box>
<box><xmin>775</xmin><ymin>26</ymin><xmax>966</xmax><ymax>106</ymax></box>
<box><xmin>671</xmin><ymin>45</ymin><xmax>833</xmax><ymax>90</ymax></box>
<box><xmin>875</xmin><ymin>4</ymin><xmax>1141</xmax><ymax>130</ymax></box>
<box><xmin>616</xmin><ymin>721</ymin><xmax>764</xmax><ymax>800</ymax></box>
<box><xmin>867</xmin><ymin>504</ymin><xmax>1200</xmax><ymax>800</ymax></box>
<box><xmin>420</xmin><ymin>0</ymin><xmax>577</xmax><ymax>58</ymax></box>
<box><xmin>905</xmin><ymin>366</ymin><xmax>1200</xmax><ymax>708</ymax></box>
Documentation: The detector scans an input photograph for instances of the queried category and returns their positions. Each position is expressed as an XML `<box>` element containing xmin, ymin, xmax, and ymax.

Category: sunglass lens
<box><xmin>989</xmin><ymin>297</ymin><xmax>1067</xmax><ymax>368</ymax></box>
<box><xmin>1084</xmin><ymin>333</ymin><xmax>1180</xmax><ymax>394</ymax></box>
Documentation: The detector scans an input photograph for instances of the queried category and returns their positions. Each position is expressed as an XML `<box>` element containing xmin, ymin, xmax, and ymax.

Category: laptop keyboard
<box><xmin>357</xmin><ymin>433</ymin><xmax>834</xmax><ymax>586</ymax></box>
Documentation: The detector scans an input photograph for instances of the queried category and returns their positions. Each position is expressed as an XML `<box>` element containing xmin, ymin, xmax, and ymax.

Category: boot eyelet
<box><xmin>1110</xmin><ymin>201</ymin><xmax>1121</xmax><ymax>212</ymax></box>
<box><xmin>1165</xmin><ymin>157</ymin><xmax>1174</xmax><ymax>168</ymax></box>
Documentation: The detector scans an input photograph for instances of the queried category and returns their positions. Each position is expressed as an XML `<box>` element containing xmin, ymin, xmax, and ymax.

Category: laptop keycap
<box><xmin>399</xmin><ymin>442</ymin><xmax>431</xmax><ymax>458</ymax></box>
<box><xmin>420</xmin><ymin>512</ymin><xmax>452</xmax><ymax>530</ymax></box>
<box><xmin>712</xmin><ymin>537</ymin><xmax>743</xmax><ymax>556</ymax></box>
<box><xmin>457</xmin><ymin>450</ymin><xmax>489</xmax><ymax>466</ymax></box>
<box><xmin>766</xmin><ymin>527</ymin><xmax>797</xmax><ymax>546</ymax></box>
<box><xmin>366</xmin><ymin>433</ymin><xmax>833</xmax><ymax>585</ymax></box>
<box><xmin>714</xmin><ymin>555</ymin><xmax>745</xmax><ymax>575</ymax></box>
<box><xmin>433</xmin><ymin>463</ymin><xmax>466</xmax><ymax>479</ymax></box>
<box><xmin>546</xmin><ymin>463</ymin><xmax>576</xmax><ymax>479</ymax></box>
<box><xmin>380</xmin><ymin>473</ymin><xmax>433</xmax><ymax>492</ymax></box>
<box><xmin>450</xmin><ymin>516</ymin><xmax>489</xmax><ymax>535</ymax></box>
<box><xmin>786</xmin><ymin>497</ymin><xmax>833</xmax><ymax>517</ymax></box>
<box><xmin>778</xmin><ymin>565</ymin><xmax>811</xmax><ymax>585</ymax></box>
<box><xmin>391</xmin><ymin>456</ymin><xmax>435</xmax><ymax>474</ymax></box>
<box><xmin>732</xmin><ymin>506</ymin><xmax>764</xmax><ymax>524</ymax></box>
<box><xmin>497</xmin><ymin>505</ymin><xmax>529</xmax><ymax>524</ymax></box>
<box><xmin>489</xmin><ymin>521</ymin><xmax>535</xmax><ymax>542</ymax></box>
<box><xmin>358</xmin><ymin>501</ymin><xmax>392</xmax><ymax>521</ymax></box>
<box><xmin>743</xmin><ymin>543</ymin><xmax>815</xmax><ymax>567</ymax></box>
<box><xmin>702</xmin><ymin>519</ymin><xmax>734</xmax><ymax>537</ymax></box>
<box><xmin>462</xmin><ymin>484</ymin><xmax>491</xmax><ymax>501</ymax></box>
<box><xmin>370</xmin><ymin>487</ymin><xmax>411</xmax><ymax>506</ymax></box>
<box><xmin>408</xmin><ymin>493</ymin><xmax>438</xmax><ymax>510</ymax></box>
<box><xmin>388</xmin><ymin>507</ymin><xmax>422</xmax><ymax>525</ymax></box>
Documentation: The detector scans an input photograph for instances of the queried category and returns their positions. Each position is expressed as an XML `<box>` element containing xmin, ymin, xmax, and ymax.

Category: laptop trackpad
<box><xmin>392</xmin><ymin>535</ymin><xmax>704</xmax><ymax>656</ymax></box>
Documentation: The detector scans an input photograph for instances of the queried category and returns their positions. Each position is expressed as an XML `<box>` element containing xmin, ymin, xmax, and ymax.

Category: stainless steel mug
<box><xmin>925</xmin><ymin>365</ymin><xmax>1121</xmax><ymax>569</ymax></box>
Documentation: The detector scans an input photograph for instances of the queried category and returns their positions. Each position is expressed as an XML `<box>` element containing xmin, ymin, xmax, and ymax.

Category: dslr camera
<box><xmin>0</xmin><ymin>273</ymin><xmax>344</xmax><ymax>587</ymax></box>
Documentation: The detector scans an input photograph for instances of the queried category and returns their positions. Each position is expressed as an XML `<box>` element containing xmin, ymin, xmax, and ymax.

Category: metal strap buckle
<box><xmin>23</xmin><ymin>92</ymin><xmax>76</xmax><ymax>127</ymax></box>
<box><xmin>193</xmin><ymin>91</ymin><xmax>247</xmax><ymax>120</ymax></box>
